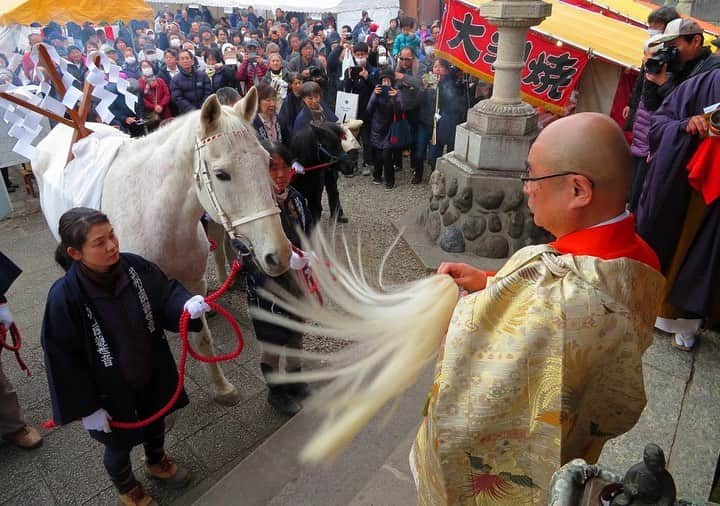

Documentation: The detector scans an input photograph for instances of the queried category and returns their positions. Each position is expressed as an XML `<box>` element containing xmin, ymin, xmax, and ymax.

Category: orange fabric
<box><xmin>551</xmin><ymin>215</ymin><xmax>660</xmax><ymax>271</ymax></box>
<box><xmin>686</xmin><ymin>137</ymin><xmax>720</xmax><ymax>205</ymax></box>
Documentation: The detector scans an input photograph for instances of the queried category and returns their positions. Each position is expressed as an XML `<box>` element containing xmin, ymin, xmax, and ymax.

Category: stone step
<box><xmin>193</xmin><ymin>368</ymin><xmax>433</xmax><ymax>506</ymax></box>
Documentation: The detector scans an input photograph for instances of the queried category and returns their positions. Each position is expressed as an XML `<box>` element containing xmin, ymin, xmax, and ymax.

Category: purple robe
<box><xmin>636</xmin><ymin>69</ymin><xmax>720</xmax><ymax>316</ymax></box>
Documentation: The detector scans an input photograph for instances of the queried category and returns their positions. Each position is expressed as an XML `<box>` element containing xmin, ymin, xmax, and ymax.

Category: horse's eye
<box><xmin>214</xmin><ymin>169</ymin><xmax>231</xmax><ymax>181</ymax></box>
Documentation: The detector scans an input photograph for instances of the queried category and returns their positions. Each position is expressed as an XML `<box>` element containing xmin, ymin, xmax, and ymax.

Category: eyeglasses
<box><xmin>520</xmin><ymin>163</ymin><xmax>594</xmax><ymax>186</ymax></box>
<box><xmin>399</xmin><ymin>57</ymin><xmax>413</xmax><ymax>61</ymax></box>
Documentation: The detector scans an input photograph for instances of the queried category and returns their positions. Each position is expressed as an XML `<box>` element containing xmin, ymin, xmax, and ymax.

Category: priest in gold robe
<box><xmin>411</xmin><ymin>113</ymin><xmax>665</xmax><ymax>505</ymax></box>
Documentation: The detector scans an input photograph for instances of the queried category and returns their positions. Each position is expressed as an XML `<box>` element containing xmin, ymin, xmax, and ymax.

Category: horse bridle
<box><xmin>194</xmin><ymin>130</ymin><xmax>280</xmax><ymax>250</ymax></box>
<box><xmin>302</xmin><ymin>141</ymin><xmax>344</xmax><ymax>172</ymax></box>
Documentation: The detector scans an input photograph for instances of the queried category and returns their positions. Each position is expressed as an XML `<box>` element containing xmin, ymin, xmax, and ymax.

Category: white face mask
<box><xmin>225</xmin><ymin>58</ymin><xmax>237</xmax><ymax>65</ymax></box>
<box><xmin>648</xmin><ymin>28</ymin><xmax>663</xmax><ymax>36</ymax></box>
<box><xmin>355</xmin><ymin>57</ymin><xmax>367</xmax><ymax>66</ymax></box>
<box><xmin>424</xmin><ymin>46</ymin><xmax>435</xmax><ymax>56</ymax></box>
<box><xmin>378</xmin><ymin>55</ymin><xmax>388</xmax><ymax>66</ymax></box>
<box><xmin>142</xmin><ymin>66</ymin><xmax>154</xmax><ymax>77</ymax></box>
<box><xmin>125</xmin><ymin>56</ymin><xmax>136</xmax><ymax>64</ymax></box>
<box><xmin>170</xmin><ymin>39</ymin><xmax>181</xmax><ymax>48</ymax></box>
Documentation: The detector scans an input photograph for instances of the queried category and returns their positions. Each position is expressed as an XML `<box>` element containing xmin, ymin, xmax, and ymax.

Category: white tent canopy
<box><xmin>148</xmin><ymin>0</ymin><xmax>400</xmax><ymax>34</ymax></box>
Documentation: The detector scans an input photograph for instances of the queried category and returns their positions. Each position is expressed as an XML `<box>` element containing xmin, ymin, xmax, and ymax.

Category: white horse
<box><xmin>33</xmin><ymin>90</ymin><xmax>292</xmax><ymax>405</ymax></box>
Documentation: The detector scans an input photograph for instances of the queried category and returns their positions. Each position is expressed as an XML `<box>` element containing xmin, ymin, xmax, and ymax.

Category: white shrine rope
<box><xmin>194</xmin><ymin>130</ymin><xmax>280</xmax><ymax>243</ymax></box>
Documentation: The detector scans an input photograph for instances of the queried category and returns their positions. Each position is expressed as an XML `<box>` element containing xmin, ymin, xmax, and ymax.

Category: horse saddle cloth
<box><xmin>37</xmin><ymin>123</ymin><xmax>128</xmax><ymax>241</ymax></box>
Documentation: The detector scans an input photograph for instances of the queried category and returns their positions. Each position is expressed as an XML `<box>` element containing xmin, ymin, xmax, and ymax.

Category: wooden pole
<box><xmin>0</xmin><ymin>91</ymin><xmax>74</xmax><ymax>128</ymax></box>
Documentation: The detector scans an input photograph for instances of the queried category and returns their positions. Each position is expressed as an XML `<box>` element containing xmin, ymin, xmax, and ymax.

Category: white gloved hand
<box><xmin>0</xmin><ymin>303</ymin><xmax>13</xmax><ymax>328</ymax></box>
<box><xmin>291</xmin><ymin>161</ymin><xmax>305</xmax><ymax>174</ymax></box>
<box><xmin>290</xmin><ymin>250</ymin><xmax>309</xmax><ymax>270</ymax></box>
<box><xmin>184</xmin><ymin>295</ymin><xmax>211</xmax><ymax>319</ymax></box>
<box><xmin>82</xmin><ymin>408</ymin><xmax>112</xmax><ymax>433</ymax></box>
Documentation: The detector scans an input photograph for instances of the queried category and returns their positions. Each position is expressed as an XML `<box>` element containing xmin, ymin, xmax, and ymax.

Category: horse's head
<box><xmin>307</xmin><ymin>122</ymin><xmax>355</xmax><ymax>176</ymax></box>
<box><xmin>193</xmin><ymin>89</ymin><xmax>291</xmax><ymax>276</ymax></box>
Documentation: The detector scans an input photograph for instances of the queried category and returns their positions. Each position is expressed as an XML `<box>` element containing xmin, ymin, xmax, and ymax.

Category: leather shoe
<box><xmin>2</xmin><ymin>425</ymin><xmax>43</xmax><ymax>449</ymax></box>
<box><xmin>268</xmin><ymin>386</ymin><xmax>302</xmax><ymax>416</ymax></box>
<box><xmin>286</xmin><ymin>381</ymin><xmax>312</xmax><ymax>400</ymax></box>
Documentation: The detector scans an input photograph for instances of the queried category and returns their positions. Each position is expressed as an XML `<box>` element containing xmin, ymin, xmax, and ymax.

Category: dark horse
<box><xmin>290</xmin><ymin>122</ymin><xmax>353</xmax><ymax>223</ymax></box>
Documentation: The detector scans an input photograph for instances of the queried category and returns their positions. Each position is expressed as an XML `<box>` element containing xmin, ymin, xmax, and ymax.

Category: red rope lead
<box><xmin>109</xmin><ymin>260</ymin><xmax>244</xmax><ymax>430</ymax></box>
<box><xmin>0</xmin><ymin>323</ymin><xmax>31</xmax><ymax>377</ymax></box>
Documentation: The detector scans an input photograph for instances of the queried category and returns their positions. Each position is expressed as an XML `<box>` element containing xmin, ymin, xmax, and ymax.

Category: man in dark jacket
<box><xmin>342</xmin><ymin>42</ymin><xmax>378</xmax><ymax>173</ymax></box>
<box><xmin>170</xmin><ymin>49</ymin><xmax>212</xmax><ymax>114</ymax></box>
<box><xmin>65</xmin><ymin>45</ymin><xmax>88</xmax><ymax>89</ymax></box>
<box><xmin>643</xmin><ymin>18</ymin><xmax>720</xmax><ymax>112</ymax></box>
<box><xmin>0</xmin><ymin>252</ymin><xmax>42</xmax><ymax>449</ymax></box>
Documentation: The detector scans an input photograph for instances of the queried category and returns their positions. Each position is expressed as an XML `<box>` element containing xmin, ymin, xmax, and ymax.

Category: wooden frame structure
<box><xmin>0</xmin><ymin>45</ymin><xmax>99</xmax><ymax>162</ymax></box>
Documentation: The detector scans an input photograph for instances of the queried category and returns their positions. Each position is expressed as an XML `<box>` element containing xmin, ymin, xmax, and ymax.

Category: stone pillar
<box><xmin>400</xmin><ymin>0</ymin><xmax>554</xmax><ymax>271</ymax></box>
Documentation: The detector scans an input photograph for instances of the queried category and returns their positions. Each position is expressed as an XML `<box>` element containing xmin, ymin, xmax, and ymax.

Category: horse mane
<box><xmin>249</xmin><ymin>228</ymin><xmax>459</xmax><ymax>463</ymax></box>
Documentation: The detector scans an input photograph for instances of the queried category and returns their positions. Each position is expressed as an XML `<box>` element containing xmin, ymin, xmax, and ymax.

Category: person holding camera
<box><xmin>643</xmin><ymin>18</ymin><xmax>720</xmax><ymax>112</ymax></box>
<box><xmin>287</xmin><ymin>40</ymin><xmax>328</xmax><ymax>89</ymax></box>
<box><xmin>343</xmin><ymin>42</ymin><xmax>378</xmax><ymax>174</ymax></box>
<box><xmin>367</xmin><ymin>70</ymin><xmax>401</xmax><ymax>190</ymax></box>
<box><xmin>236</xmin><ymin>39</ymin><xmax>268</xmax><ymax>94</ymax></box>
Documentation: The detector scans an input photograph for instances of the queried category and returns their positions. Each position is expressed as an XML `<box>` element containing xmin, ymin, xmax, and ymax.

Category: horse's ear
<box><xmin>234</xmin><ymin>86</ymin><xmax>258</xmax><ymax>123</ymax></box>
<box><xmin>200</xmin><ymin>94</ymin><xmax>223</xmax><ymax>132</ymax></box>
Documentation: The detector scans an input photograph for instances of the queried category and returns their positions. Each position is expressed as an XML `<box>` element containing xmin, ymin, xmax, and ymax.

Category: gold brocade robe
<box><xmin>411</xmin><ymin>245</ymin><xmax>665</xmax><ymax>505</ymax></box>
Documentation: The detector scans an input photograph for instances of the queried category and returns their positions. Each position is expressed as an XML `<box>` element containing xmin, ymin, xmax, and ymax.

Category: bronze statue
<box><xmin>610</xmin><ymin>444</ymin><xmax>676</xmax><ymax>506</ymax></box>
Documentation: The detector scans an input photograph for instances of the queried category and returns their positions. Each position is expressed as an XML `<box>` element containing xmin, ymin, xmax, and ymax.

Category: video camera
<box><xmin>644</xmin><ymin>46</ymin><xmax>679</xmax><ymax>75</ymax></box>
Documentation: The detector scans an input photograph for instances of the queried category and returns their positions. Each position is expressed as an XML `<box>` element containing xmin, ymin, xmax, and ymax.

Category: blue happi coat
<box><xmin>41</xmin><ymin>253</ymin><xmax>199</xmax><ymax>431</ymax></box>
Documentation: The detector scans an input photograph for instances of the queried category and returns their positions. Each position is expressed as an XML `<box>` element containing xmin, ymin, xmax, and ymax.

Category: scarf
<box><xmin>78</xmin><ymin>261</ymin><xmax>122</xmax><ymax>294</ymax></box>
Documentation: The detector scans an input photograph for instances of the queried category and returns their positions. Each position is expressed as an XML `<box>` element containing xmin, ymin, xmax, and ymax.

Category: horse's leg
<box><xmin>206</xmin><ymin>221</ymin><xmax>229</xmax><ymax>283</ymax></box>
<box><xmin>187</xmin><ymin>277</ymin><xmax>242</xmax><ymax>406</ymax></box>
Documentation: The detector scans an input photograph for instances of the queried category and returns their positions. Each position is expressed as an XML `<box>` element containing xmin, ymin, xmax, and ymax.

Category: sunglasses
<box><xmin>399</xmin><ymin>57</ymin><xmax>413</xmax><ymax>61</ymax></box>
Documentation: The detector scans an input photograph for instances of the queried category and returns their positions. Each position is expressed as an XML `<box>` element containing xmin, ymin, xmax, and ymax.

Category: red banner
<box><xmin>437</xmin><ymin>0</ymin><xmax>590</xmax><ymax>115</ymax></box>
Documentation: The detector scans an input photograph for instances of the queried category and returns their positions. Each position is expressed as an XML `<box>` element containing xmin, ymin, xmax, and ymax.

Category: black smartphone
<box><xmin>349</xmin><ymin>66</ymin><xmax>361</xmax><ymax>79</ymax></box>
<box><xmin>380</xmin><ymin>85</ymin><xmax>390</xmax><ymax>94</ymax></box>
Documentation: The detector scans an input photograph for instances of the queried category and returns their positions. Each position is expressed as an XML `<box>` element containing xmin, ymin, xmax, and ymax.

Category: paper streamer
<box><xmin>0</xmin><ymin>43</ymin><xmax>141</xmax><ymax>160</ymax></box>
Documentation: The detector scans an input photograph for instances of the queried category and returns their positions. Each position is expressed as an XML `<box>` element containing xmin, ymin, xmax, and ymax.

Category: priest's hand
<box><xmin>686</xmin><ymin>115</ymin><xmax>709</xmax><ymax>137</ymax></box>
<box><xmin>437</xmin><ymin>262</ymin><xmax>487</xmax><ymax>293</ymax></box>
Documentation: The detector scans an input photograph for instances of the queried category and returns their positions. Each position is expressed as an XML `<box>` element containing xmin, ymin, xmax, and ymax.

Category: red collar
<box><xmin>550</xmin><ymin>215</ymin><xmax>660</xmax><ymax>271</ymax></box>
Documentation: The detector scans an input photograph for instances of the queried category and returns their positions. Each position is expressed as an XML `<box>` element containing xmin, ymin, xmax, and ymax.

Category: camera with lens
<box><xmin>308</xmin><ymin>65</ymin><xmax>322</xmax><ymax>78</ymax></box>
<box><xmin>644</xmin><ymin>46</ymin><xmax>679</xmax><ymax>75</ymax></box>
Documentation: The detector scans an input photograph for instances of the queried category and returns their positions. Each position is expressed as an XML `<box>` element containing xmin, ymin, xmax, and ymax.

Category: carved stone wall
<box><xmin>421</xmin><ymin>155</ymin><xmax>552</xmax><ymax>258</ymax></box>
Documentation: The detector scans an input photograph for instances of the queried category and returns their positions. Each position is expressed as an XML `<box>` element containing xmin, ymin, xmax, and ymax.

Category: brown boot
<box><xmin>119</xmin><ymin>485</ymin><xmax>156</xmax><ymax>506</ymax></box>
<box><xmin>2</xmin><ymin>425</ymin><xmax>42</xmax><ymax>449</ymax></box>
<box><xmin>144</xmin><ymin>454</ymin><xmax>191</xmax><ymax>489</ymax></box>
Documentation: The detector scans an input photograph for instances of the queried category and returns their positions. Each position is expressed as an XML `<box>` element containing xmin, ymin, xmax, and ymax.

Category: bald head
<box><xmin>525</xmin><ymin>113</ymin><xmax>632</xmax><ymax>236</ymax></box>
<box><xmin>534</xmin><ymin>112</ymin><xmax>632</xmax><ymax>193</ymax></box>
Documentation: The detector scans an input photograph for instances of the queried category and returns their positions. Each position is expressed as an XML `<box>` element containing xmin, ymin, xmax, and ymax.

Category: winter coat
<box><xmin>138</xmin><ymin>77</ymin><xmax>172</xmax><ymax>120</ymax></box>
<box><xmin>236</xmin><ymin>59</ymin><xmax>268</xmax><ymax>93</ymax></box>
<box><xmin>392</xmin><ymin>33</ymin><xmax>420</xmax><ymax>57</ymax></box>
<box><xmin>122</xmin><ymin>61</ymin><xmax>141</xmax><ymax>80</ymax></box>
<box><xmin>366</xmin><ymin>91</ymin><xmax>400</xmax><ymax>149</ymax></box>
<box><xmin>286</xmin><ymin>56</ymin><xmax>328</xmax><ymax>87</ymax></box>
<box><xmin>630</xmin><ymin>101</ymin><xmax>653</xmax><ymax>158</ymax></box>
<box><xmin>207</xmin><ymin>65</ymin><xmax>238</xmax><ymax>93</ymax></box>
<box><xmin>342</xmin><ymin>65</ymin><xmax>378</xmax><ymax>121</ymax></box>
<box><xmin>240</xmin><ymin>187</ymin><xmax>313</xmax><ymax>345</ymax></box>
<box><xmin>41</xmin><ymin>254</ymin><xmax>201</xmax><ymax>433</ymax></box>
<box><xmin>278</xmin><ymin>93</ymin><xmax>304</xmax><ymax>135</ymax></box>
<box><xmin>66</xmin><ymin>62</ymin><xmax>88</xmax><ymax>88</ymax></box>
<box><xmin>419</xmin><ymin>75</ymin><xmax>466</xmax><ymax>145</ymax></box>
<box><xmin>170</xmin><ymin>68</ymin><xmax>212</xmax><ymax>115</ymax></box>
<box><xmin>293</xmin><ymin>103</ymin><xmax>339</xmax><ymax>132</ymax></box>
<box><xmin>0</xmin><ymin>252</ymin><xmax>21</xmax><ymax>303</ymax></box>
<box><xmin>252</xmin><ymin>114</ymin><xmax>288</xmax><ymax>145</ymax></box>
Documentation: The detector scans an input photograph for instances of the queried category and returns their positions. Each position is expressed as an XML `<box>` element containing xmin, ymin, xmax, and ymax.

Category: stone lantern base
<box><xmin>398</xmin><ymin>149</ymin><xmax>553</xmax><ymax>272</ymax></box>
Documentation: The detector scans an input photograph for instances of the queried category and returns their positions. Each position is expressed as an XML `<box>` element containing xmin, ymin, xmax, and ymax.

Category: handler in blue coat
<box><xmin>41</xmin><ymin>207</ymin><xmax>210</xmax><ymax>505</ymax></box>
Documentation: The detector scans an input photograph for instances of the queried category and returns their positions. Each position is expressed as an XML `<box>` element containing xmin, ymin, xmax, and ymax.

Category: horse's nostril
<box><xmin>264</xmin><ymin>253</ymin><xmax>280</xmax><ymax>268</ymax></box>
